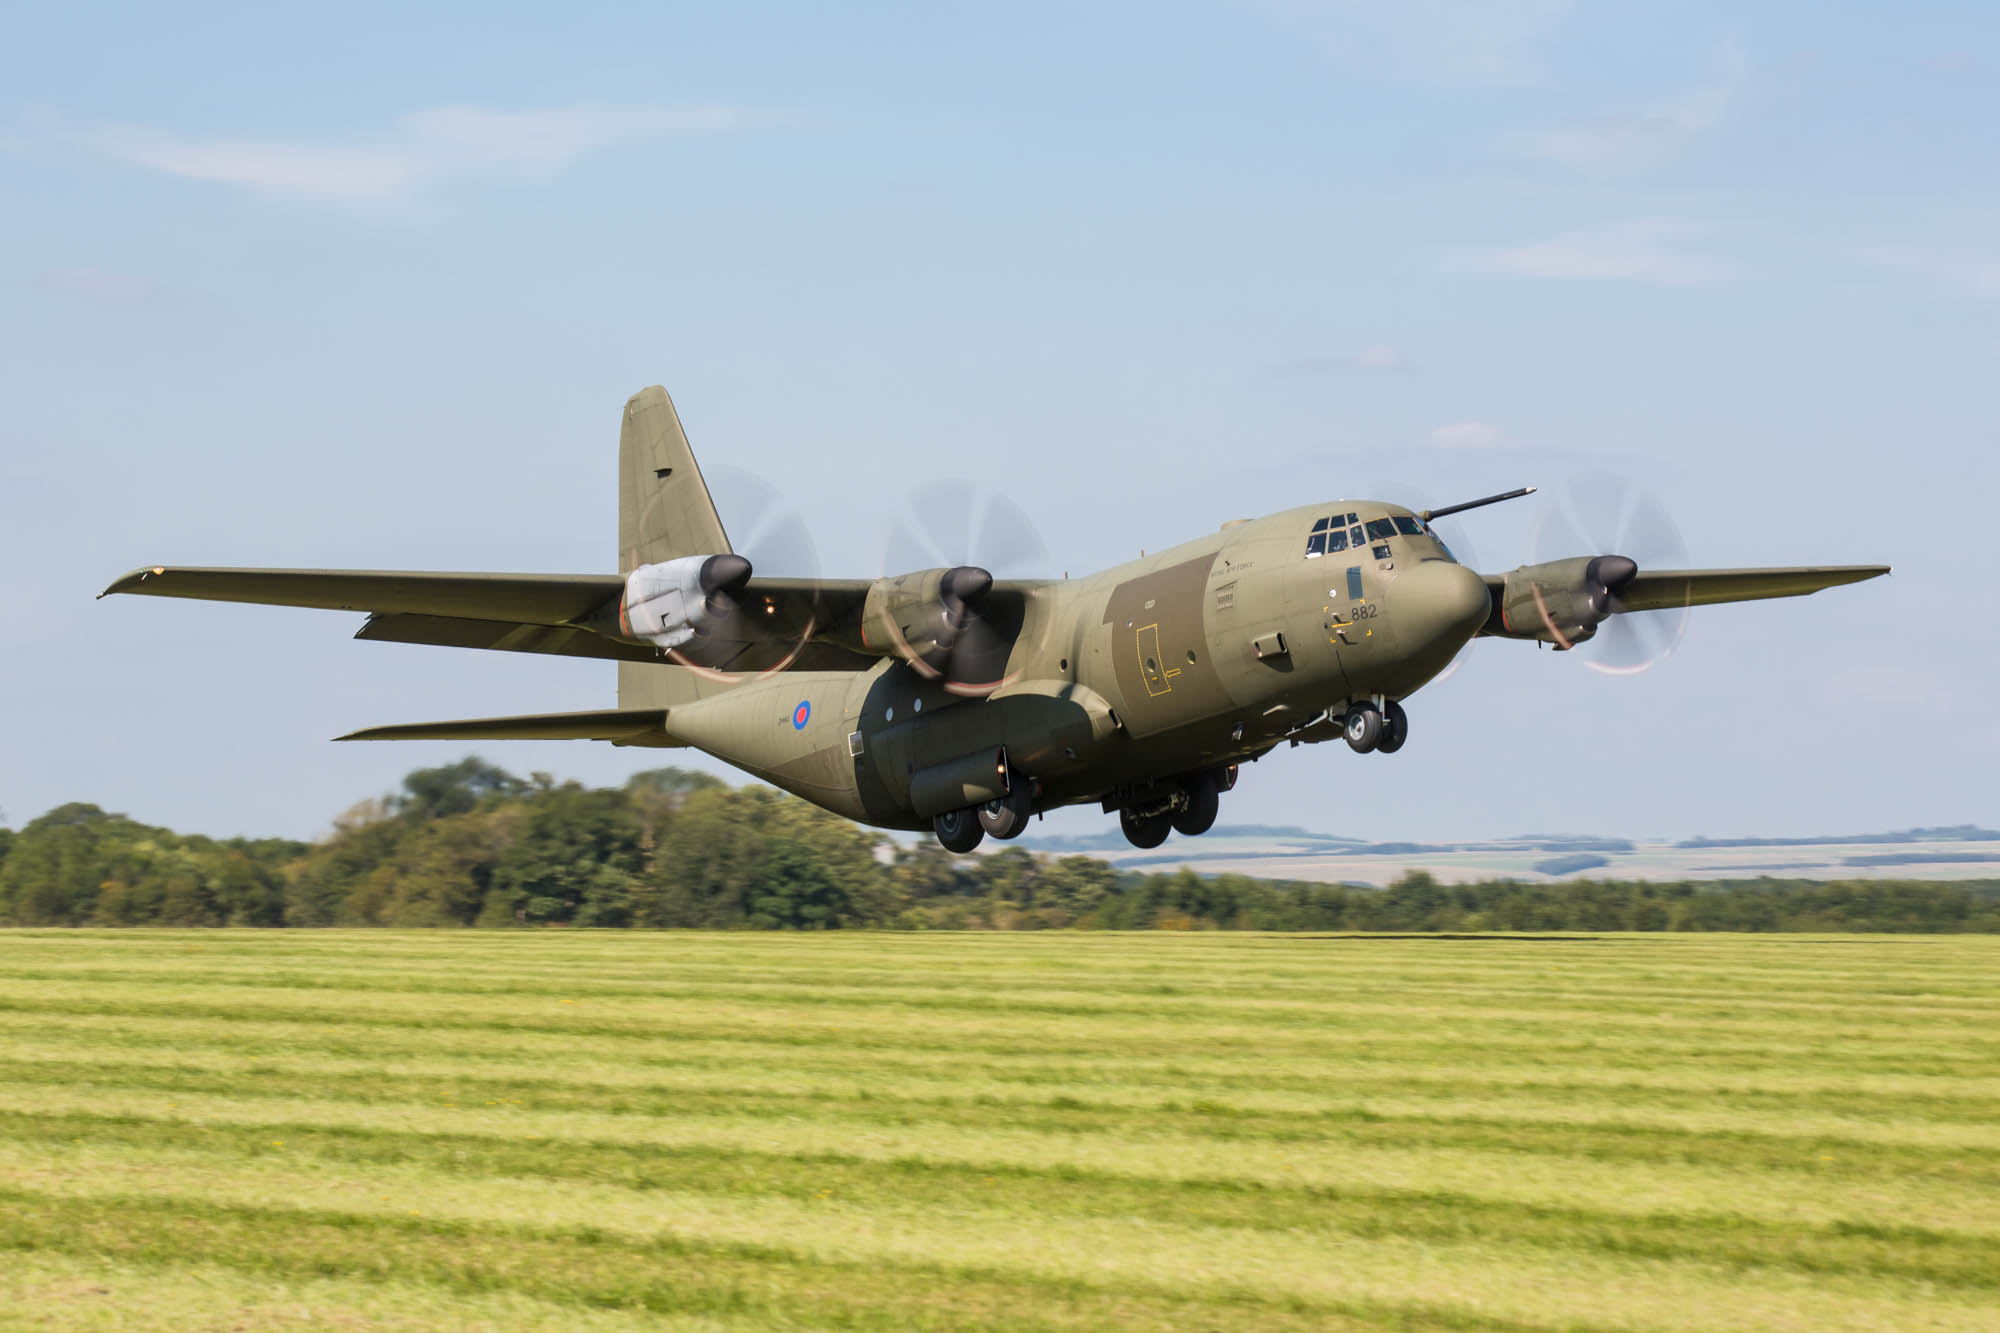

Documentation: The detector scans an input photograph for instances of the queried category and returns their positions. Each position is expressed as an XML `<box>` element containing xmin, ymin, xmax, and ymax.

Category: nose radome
<box><xmin>1397</xmin><ymin>560</ymin><xmax>1490</xmax><ymax>653</ymax></box>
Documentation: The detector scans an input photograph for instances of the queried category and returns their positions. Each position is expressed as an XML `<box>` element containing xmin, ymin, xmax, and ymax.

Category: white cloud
<box><xmin>1506</xmin><ymin>45</ymin><xmax>1746</xmax><ymax>171</ymax></box>
<box><xmin>1353</xmin><ymin>344</ymin><xmax>1403</xmax><ymax>370</ymax></box>
<box><xmin>1260</xmin><ymin>0</ymin><xmax>1572</xmax><ymax>85</ymax></box>
<box><xmin>40</xmin><ymin>104</ymin><xmax>736</xmax><ymax>200</ymax></box>
<box><xmin>1474</xmin><ymin>222</ymin><xmax>1716</xmax><ymax>285</ymax></box>
<box><xmin>1433</xmin><ymin>421</ymin><xmax>1504</xmax><ymax>448</ymax></box>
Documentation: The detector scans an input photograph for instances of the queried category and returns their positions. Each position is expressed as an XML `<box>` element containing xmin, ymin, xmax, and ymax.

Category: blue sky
<box><xmin>3</xmin><ymin>1</ymin><xmax>1994</xmax><ymax>843</ymax></box>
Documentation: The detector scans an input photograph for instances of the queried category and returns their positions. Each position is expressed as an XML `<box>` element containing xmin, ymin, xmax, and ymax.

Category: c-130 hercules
<box><xmin>104</xmin><ymin>386</ymin><xmax>1888</xmax><ymax>853</ymax></box>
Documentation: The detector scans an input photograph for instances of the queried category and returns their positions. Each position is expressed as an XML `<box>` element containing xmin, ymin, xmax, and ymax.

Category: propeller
<box><xmin>1531</xmin><ymin>475</ymin><xmax>1691</xmax><ymax>675</ymax></box>
<box><xmin>673</xmin><ymin>466</ymin><xmax>825</xmax><ymax>677</ymax></box>
<box><xmin>880</xmin><ymin>481</ymin><xmax>1053</xmax><ymax>694</ymax></box>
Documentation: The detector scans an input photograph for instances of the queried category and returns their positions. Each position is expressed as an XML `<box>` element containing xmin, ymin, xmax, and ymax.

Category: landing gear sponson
<box><xmin>929</xmin><ymin>764</ymin><xmax>1243</xmax><ymax>854</ymax></box>
<box><xmin>927</xmin><ymin>695</ymin><xmax>1411</xmax><ymax>852</ymax></box>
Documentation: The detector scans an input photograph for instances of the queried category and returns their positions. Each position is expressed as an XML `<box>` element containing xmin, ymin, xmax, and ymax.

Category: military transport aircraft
<box><xmin>103</xmin><ymin>386</ymin><xmax>1888</xmax><ymax>853</ymax></box>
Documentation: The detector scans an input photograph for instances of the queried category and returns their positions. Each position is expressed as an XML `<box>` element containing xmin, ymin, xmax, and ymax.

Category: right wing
<box><xmin>100</xmin><ymin>566</ymin><xmax>882</xmax><ymax>672</ymax></box>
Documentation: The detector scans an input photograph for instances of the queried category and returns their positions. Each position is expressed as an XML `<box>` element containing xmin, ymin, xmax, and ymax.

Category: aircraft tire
<box><xmin>933</xmin><ymin>807</ymin><xmax>986</xmax><ymax>854</ymax></box>
<box><xmin>1344</xmin><ymin>704</ymin><xmax>1383</xmax><ymax>753</ymax></box>
<box><xmin>1120</xmin><ymin>807</ymin><xmax>1171</xmax><ymax>850</ymax></box>
<box><xmin>1172</xmin><ymin>774</ymin><xmax>1220</xmax><ymax>837</ymax></box>
<box><xmin>977</xmin><ymin>785</ymin><xmax>1032</xmax><ymax>840</ymax></box>
<box><xmin>1376</xmin><ymin>701</ymin><xmax>1408</xmax><ymax>754</ymax></box>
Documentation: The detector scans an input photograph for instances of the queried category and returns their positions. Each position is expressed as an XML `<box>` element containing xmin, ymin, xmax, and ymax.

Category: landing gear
<box><xmin>1120</xmin><ymin>806</ymin><xmax>1171</xmax><ymax>849</ymax></box>
<box><xmin>1172</xmin><ymin>772</ymin><xmax>1220</xmax><ymax>837</ymax></box>
<box><xmin>1377</xmin><ymin>700</ymin><xmax>1408</xmax><ymax>754</ymax></box>
<box><xmin>1344</xmin><ymin>700</ymin><xmax>1408</xmax><ymax>754</ymax></box>
<box><xmin>933</xmin><ymin>807</ymin><xmax>985</xmax><ymax>854</ymax></box>
<box><xmin>1344</xmin><ymin>703</ymin><xmax>1383</xmax><ymax>753</ymax></box>
<box><xmin>977</xmin><ymin>775</ymin><xmax>1034</xmax><ymax>840</ymax></box>
<box><xmin>1109</xmin><ymin>766</ymin><xmax>1230</xmax><ymax>847</ymax></box>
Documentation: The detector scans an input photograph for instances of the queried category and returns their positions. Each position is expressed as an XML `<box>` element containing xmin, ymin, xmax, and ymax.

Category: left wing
<box><xmin>1477</xmin><ymin>564</ymin><xmax>1889</xmax><ymax>615</ymax></box>
<box><xmin>1608</xmin><ymin>565</ymin><xmax>1889</xmax><ymax>612</ymax></box>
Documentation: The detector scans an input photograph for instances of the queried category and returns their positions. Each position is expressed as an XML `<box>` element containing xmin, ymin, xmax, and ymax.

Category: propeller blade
<box><xmin>967</xmin><ymin>493</ymin><xmax>1052</xmax><ymax>577</ymax></box>
<box><xmin>1618</xmin><ymin>491</ymin><xmax>1688</xmax><ymax>569</ymax></box>
<box><xmin>687</xmin><ymin>466</ymin><xmax>824</xmax><ymax>676</ymax></box>
<box><xmin>1584</xmin><ymin>607</ymin><xmax>1687</xmax><ymax>675</ymax></box>
<box><xmin>1570</xmin><ymin>473</ymin><xmax>1631</xmax><ymax>556</ymax></box>
<box><xmin>1532</xmin><ymin>500</ymin><xmax>1594</xmax><ymax>567</ymax></box>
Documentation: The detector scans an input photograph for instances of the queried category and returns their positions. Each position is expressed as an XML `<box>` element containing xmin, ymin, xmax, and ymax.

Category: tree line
<box><xmin>2</xmin><ymin>759</ymin><xmax>1997</xmax><ymax>932</ymax></box>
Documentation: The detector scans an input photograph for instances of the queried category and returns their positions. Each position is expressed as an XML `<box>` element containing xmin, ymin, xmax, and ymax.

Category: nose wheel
<box><xmin>1344</xmin><ymin>700</ymin><xmax>1408</xmax><ymax>754</ymax></box>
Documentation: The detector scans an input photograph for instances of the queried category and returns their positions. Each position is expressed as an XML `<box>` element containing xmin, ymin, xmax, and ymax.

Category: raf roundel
<box><xmin>792</xmin><ymin>700</ymin><xmax>811</xmax><ymax>731</ymax></box>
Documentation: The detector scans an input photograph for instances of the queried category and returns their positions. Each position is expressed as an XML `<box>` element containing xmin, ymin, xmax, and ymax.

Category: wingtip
<box><xmin>99</xmin><ymin>566</ymin><xmax>170</xmax><ymax>599</ymax></box>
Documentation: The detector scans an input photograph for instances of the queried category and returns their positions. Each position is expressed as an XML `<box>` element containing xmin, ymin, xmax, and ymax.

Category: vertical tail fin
<box><xmin>618</xmin><ymin>386</ymin><xmax>730</xmax><ymax>573</ymax></box>
<box><xmin>618</xmin><ymin>386</ymin><xmax>731</xmax><ymax>711</ymax></box>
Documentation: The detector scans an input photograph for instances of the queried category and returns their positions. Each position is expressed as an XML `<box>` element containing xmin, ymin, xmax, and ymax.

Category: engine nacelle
<box><xmin>857</xmin><ymin>565</ymin><xmax>991</xmax><ymax>670</ymax></box>
<box><xmin>617</xmin><ymin>553</ymin><xmax>751</xmax><ymax>649</ymax></box>
<box><xmin>1492</xmin><ymin>555</ymin><xmax>1636</xmax><ymax>647</ymax></box>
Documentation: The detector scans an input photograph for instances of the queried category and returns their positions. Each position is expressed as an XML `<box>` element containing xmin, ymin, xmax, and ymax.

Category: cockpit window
<box><xmin>1306</xmin><ymin>513</ymin><xmax>1361</xmax><ymax>557</ymax></box>
<box><xmin>1392</xmin><ymin>516</ymin><xmax>1425</xmax><ymax>537</ymax></box>
<box><xmin>1365</xmin><ymin>518</ymin><xmax>1398</xmax><ymax>542</ymax></box>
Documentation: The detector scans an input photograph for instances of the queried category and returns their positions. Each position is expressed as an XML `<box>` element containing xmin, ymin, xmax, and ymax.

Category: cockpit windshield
<box><xmin>1304</xmin><ymin>512</ymin><xmax>1358</xmax><ymax>558</ymax></box>
<box><xmin>1306</xmin><ymin>510</ymin><xmax>1449</xmax><ymax>559</ymax></box>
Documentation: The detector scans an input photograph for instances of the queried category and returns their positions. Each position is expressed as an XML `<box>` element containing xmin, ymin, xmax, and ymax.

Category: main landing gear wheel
<box><xmin>1376</xmin><ymin>700</ymin><xmax>1408</xmax><ymax>754</ymax></box>
<box><xmin>1172</xmin><ymin>773</ymin><xmax>1220</xmax><ymax>837</ymax></box>
<box><xmin>933</xmin><ymin>807</ymin><xmax>985</xmax><ymax>854</ymax></box>
<box><xmin>1344</xmin><ymin>703</ymin><xmax>1383</xmax><ymax>754</ymax></box>
<box><xmin>977</xmin><ymin>779</ymin><xmax>1033</xmax><ymax>840</ymax></box>
<box><xmin>1120</xmin><ymin>806</ymin><xmax>1171</xmax><ymax>850</ymax></box>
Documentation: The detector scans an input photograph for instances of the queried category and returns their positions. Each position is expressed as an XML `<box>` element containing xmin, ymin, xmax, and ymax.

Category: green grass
<box><xmin>1</xmin><ymin>932</ymin><xmax>1997</xmax><ymax>1330</ymax></box>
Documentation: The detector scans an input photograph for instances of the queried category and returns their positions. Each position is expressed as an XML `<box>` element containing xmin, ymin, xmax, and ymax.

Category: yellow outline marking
<box><xmin>1135</xmin><ymin>623</ymin><xmax>1173</xmax><ymax>697</ymax></box>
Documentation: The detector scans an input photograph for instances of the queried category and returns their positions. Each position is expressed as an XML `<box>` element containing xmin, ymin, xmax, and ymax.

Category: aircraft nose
<box><xmin>1396</xmin><ymin>559</ymin><xmax>1490</xmax><ymax>655</ymax></box>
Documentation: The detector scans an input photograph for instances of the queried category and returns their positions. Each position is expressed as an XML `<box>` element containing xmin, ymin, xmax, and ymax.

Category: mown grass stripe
<box><xmin>9</xmin><ymin>1108</ymin><xmax>2000</xmax><ymax>1292</ymax></box>
<box><xmin>0</xmin><ymin>1187</ymin><xmax>1576</xmax><ymax>1333</ymax></box>
<box><xmin>3</xmin><ymin>1055</ymin><xmax>1994</xmax><ymax>1178</ymax></box>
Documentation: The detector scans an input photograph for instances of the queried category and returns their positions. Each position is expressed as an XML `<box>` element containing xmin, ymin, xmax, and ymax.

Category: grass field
<box><xmin>1</xmin><ymin>931</ymin><xmax>1996</xmax><ymax>1331</ymax></box>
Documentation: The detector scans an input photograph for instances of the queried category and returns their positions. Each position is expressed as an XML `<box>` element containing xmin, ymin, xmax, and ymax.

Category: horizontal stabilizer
<box><xmin>336</xmin><ymin>708</ymin><xmax>680</xmax><ymax>747</ymax></box>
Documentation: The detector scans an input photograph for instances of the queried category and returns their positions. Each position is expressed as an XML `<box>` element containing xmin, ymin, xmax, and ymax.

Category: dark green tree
<box><xmin>482</xmin><ymin>785</ymin><xmax>640</xmax><ymax>926</ymax></box>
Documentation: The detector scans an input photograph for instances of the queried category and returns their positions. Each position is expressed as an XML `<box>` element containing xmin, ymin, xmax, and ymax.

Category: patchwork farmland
<box><xmin>1</xmin><ymin>930</ymin><xmax>1996</xmax><ymax>1330</ymax></box>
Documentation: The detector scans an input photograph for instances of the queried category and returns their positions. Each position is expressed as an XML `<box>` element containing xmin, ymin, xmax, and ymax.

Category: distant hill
<box><xmin>1036</xmin><ymin>826</ymin><xmax>2000</xmax><ymax>887</ymax></box>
